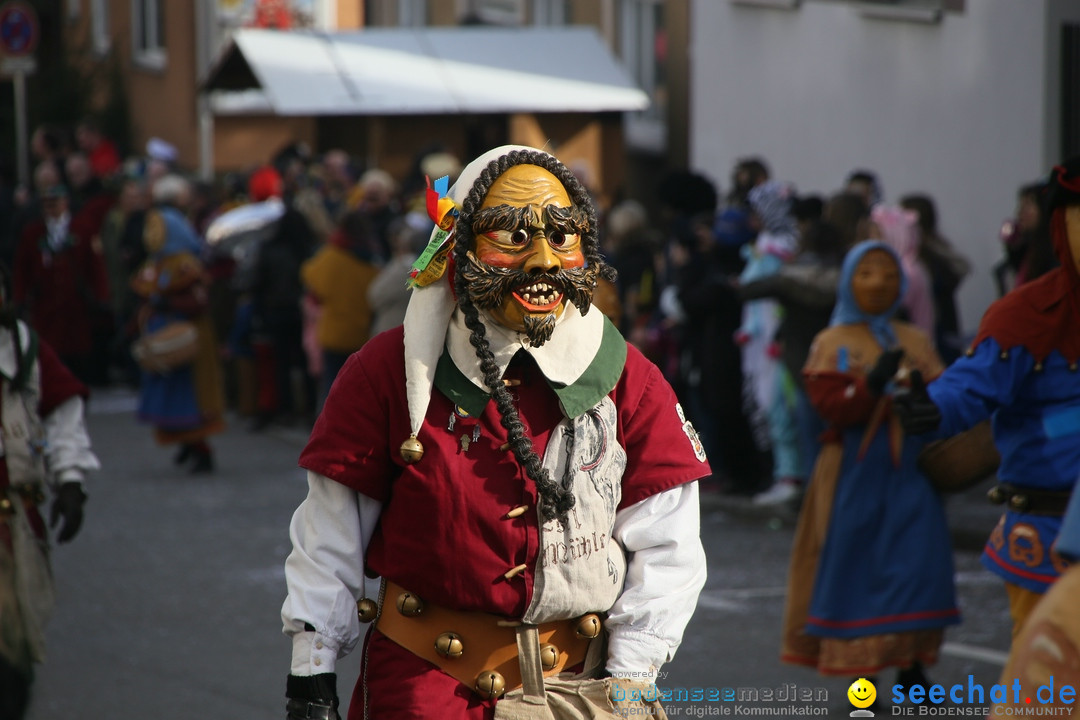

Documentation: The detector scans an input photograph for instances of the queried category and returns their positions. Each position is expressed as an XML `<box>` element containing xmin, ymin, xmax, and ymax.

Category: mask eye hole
<box><xmin>548</xmin><ymin>230</ymin><xmax>566</xmax><ymax>247</ymax></box>
<box><xmin>511</xmin><ymin>229</ymin><xmax>529</xmax><ymax>246</ymax></box>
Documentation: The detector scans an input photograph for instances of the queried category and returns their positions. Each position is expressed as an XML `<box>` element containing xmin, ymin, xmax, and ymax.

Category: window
<box><xmin>398</xmin><ymin>0</ymin><xmax>428</xmax><ymax>26</ymax></box>
<box><xmin>730</xmin><ymin>0</ymin><xmax>800</xmax><ymax>9</ymax></box>
<box><xmin>533</xmin><ymin>0</ymin><xmax>570</xmax><ymax>25</ymax></box>
<box><xmin>795</xmin><ymin>0</ymin><xmax>965</xmax><ymax>22</ymax></box>
<box><xmin>363</xmin><ymin>0</ymin><xmax>427</xmax><ymax>26</ymax></box>
<box><xmin>857</xmin><ymin>0</ymin><xmax>943</xmax><ymax>24</ymax></box>
<box><xmin>132</xmin><ymin>0</ymin><xmax>166</xmax><ymax>70</ymax></box>
<box><xmin>91</xmin><ymin>0</ymin><xmax>110</xmax><ymax>55</ymax></box>
<box><xmin>460</xmin><ymin>0</ymin><xmax>525</xmax><ymax>26</ymax></box>
<box><xmin>1065</xmin><ymin>24</ymin><xmax>1080</xmax><ymax>159</ymax></box>
<box><xmin>620</xmin><ymin>0</ymin><xmax>666</xmax><ymax>151</ymax></box>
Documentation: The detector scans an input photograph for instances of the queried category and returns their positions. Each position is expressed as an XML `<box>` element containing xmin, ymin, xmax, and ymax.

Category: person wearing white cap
<box><xmin>281</xmin><ymin>145</ymin><xmax>709</xmax><ymax>719</ymax></box>
<box><xmin>145</xmin><ymin>136</ymin><xmax>178</xmax><ymax>164</ymax></box>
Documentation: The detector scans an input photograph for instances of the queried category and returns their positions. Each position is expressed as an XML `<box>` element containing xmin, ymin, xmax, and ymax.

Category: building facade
<box><xmin>690</xmin><ymin>0</ymin><xmax>1080</xmax><ymax>335</ymax></box>
<box><xmin>55</xmin><ymin>0</ymin><xmax>687</xmax><ymax>209</ymax></box>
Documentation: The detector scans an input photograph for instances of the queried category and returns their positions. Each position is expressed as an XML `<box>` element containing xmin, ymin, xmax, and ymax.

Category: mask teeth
<box><xmin>519</xmin><ymin>281</ymin><xmax>559</xmax><ymax>307</ymax></box>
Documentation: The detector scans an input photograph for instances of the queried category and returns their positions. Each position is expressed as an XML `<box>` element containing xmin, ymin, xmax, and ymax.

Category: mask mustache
<box><xmin>460</xmin><ymin>251</ymin><xmax>598</xmax><ymax>316</ymax></box>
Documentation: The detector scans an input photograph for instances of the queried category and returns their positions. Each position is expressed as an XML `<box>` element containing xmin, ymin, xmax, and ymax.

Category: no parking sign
<box><xmin>0</xmin><ymin>1</ymin><xmax>39</xmax><ymax>58</ymax></box>
<box><xmin>0</xmin><ymin>0</ymin><xmax>39</xmax><ymax>189</ymax></box>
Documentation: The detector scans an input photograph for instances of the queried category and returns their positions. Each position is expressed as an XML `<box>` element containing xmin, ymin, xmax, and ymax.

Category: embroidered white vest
<box><xmin>523</xmin><ymin>396</ymin><xmax>627</xmax><ymax>624</ymax></box>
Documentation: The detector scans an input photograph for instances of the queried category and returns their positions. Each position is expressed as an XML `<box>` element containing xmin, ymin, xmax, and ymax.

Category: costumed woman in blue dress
<box><xmin>781</xmin><ymin>240</ymin><xmax>959</xmax><ymax>690</ymax></box>
<box><xmin>132</xmin><ymin>207</ymin><xmax>224</xmax><ymax>473</ymax></box>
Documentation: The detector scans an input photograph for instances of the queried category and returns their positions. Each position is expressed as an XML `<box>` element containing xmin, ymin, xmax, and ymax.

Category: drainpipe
<box><xmin>601</xmin><ymin>0</ymin><xmax>615</xmax><ymax>50</ymax></box>
<box><xmin>195</xmin><ymin>0</ymin><xmax>213</xmax><ymax>180</ymax></box>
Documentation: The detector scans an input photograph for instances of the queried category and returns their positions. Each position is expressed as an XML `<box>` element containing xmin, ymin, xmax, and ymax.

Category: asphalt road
<box><xmin>24</xmin><ymin>388</ymin><xmax>1014</xmax><ymax>719</ymax></box>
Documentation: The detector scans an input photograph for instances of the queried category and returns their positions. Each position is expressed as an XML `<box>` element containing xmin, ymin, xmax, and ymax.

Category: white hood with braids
<box><xmin>402</xmin><ymin>144</ymin><xmax>603</xmax><ymax>441</ymax></box>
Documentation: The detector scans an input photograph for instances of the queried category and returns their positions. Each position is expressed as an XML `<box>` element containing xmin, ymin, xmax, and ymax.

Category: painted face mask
<box><xmin>461</xmin><ymin>164</ymin><xmax>595</xmax><ymax>347</ymax></box>
<box><xmin>851</xmin><ymin>248</ymin><xmax>902</xmax><ymax>316</ymax></box>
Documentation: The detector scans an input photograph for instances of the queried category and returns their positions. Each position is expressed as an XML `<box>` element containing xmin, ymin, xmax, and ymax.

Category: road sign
<box><xmin>0</xmin><ymin>54</ymin><xmax>34</xmax><ymax>74</ymax></box>
<box><xmin>0</xmin><ymin>1</ymin><xmax>39</xmax><ymax>57</ymax></box>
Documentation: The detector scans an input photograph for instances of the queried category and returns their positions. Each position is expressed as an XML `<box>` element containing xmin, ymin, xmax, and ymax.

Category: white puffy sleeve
<box><xmin>43</xmin><ymin>395</ymin><xmax>100</xmax><ymax>487</ymax></box>
<box><xmin>605</xmin><ymin>482</ymin><xmax>706</xmax><ymax>681</ymax></box>
<box><xmin>282</xmin><ymin>471</ymin><xmax>382</xmax><ymax>675</ymax></box>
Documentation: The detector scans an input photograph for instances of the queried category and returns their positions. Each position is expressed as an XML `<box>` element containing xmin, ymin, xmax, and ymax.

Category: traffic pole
<box><xmin>13</xmin><ymin>67</ymin><xmax>27</xmax><ymax>188</ymax></box>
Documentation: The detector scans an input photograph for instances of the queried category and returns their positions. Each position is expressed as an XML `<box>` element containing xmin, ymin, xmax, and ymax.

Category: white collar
<box><xmin>446</xmin><ymin>302</ymin><xmax>604</xmax><ymax>392</ymax></box>
<box><xmin>0</xmin><ymin>322</ymin><xmax>31</xmax><ymax>380</ymax></box>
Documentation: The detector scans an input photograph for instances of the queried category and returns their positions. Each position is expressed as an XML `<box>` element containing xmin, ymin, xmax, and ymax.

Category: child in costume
<box><xmin>781</xmin><ymin>241</ymin><xmax>959</xmax><ymax>690</ymax></box>
<box><xmin>737</xmin><ymin>181</ymin><xmax>802</xmax><ymax>500</ymax></box>
<box><xmin>281</xmin><ymin>146</ymin><xmax>709</xmax><ymax>720</ymax></box>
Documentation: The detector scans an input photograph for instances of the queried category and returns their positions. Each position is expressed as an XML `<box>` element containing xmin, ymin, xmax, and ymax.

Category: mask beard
<box><xmin>521</xmin><ymin>314</ymin><xmax>558</xmax><ymax>347</ymax></box>
<box><xmin>460</xmin><ymin>251</ymin><xmax>598</xmax><ymax>346</ymax></box>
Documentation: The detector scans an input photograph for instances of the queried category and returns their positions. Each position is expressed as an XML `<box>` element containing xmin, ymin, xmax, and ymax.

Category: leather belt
<box><xmin>987</xmin><ymin>483</ymin><xmax>1073</xmax><ymax>516</ymax></box>
<box><xmin>373</xmin><ymin>580</ymin><xmax>596</xmax><ymax>694</ymax></box>
<box><xmin>0</xmin><ymin>484</ymin><xmax>45</xmax><ymax>514</ymax></box>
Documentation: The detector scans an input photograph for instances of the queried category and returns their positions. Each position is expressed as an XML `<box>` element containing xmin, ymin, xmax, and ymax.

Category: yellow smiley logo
<box><xmin>848</xmin><ymin>677</ymin><xmax>877</xmax><ymax>709</ymax></box>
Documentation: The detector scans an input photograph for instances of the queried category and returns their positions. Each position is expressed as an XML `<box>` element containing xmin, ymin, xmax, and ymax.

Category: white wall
<box><xmin>689</xmin><ymin>0</ymin><xmax>1053</xmax><ymax>335</ymax></box>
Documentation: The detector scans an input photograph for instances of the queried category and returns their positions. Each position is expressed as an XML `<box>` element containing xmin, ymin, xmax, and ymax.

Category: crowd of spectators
<box><xmin>0</xmin><ymin>125</ymin><xmax>1057</xmax><ymax>486</ymax></box>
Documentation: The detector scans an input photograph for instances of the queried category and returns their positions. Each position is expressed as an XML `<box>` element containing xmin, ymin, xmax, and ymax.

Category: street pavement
<box><xmin>25</xmin><ymin>387</ymin><xmax>1015</xmax><ymax>719</ymax></box>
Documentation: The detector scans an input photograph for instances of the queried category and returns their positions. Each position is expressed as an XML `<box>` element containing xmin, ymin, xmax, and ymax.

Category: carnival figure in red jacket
<box><xmin>281</xmin><ymin>146</ymin><xmax>710</xmax><ymax>720</ymax></box>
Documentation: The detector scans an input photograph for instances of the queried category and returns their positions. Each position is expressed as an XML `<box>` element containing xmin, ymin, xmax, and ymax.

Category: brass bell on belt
<box><xmin>435</xmin><ymin>632</ymin><xmax>464</xmax><ymax>659</ymax></box>
<box><xmin>574</xmin><ymin>614</ymin><xmax>602</xmax><ymax>639</ymax></box>
<box><xmin>987</xmin><ymin>486</ymin><xmax>1006</xmax><ymax>505</ymax></box>
<box><xmin>356</xmin><ymin>598</ymin><xmax>378</xmax><ymax>623</ymax></box>
<box><xmin>396</xmin><ymin>592</ymin><xmax>425</xmax><ymax>616</ymax></box>
<box><xmin>474</xmin><ymin>670</ymin><xmax>506</xmax><ymax>699</ymax></box>
<box><xmin>539</xmin><ymin>643</ymin><xmax>560</xmax><ymax>671</ymax></box>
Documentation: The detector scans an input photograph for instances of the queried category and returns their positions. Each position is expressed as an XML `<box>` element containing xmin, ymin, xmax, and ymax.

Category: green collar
<box><xmin>434</xmin><ymin>315</ymin><xmax>627</xmax><ymax>419</ymax></box>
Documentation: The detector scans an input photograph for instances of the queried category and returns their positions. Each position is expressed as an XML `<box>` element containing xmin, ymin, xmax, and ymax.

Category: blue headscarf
<box><xmin>829</xmin><ymin>240</ymin><xmax>907</xmax><ymax>350</ymax></box>
<box><xmin>158</xmin><ymin>206</ymin><xmax>203</xmax><ymax>258</ymax></box>
<box><xmin>150</xmin><ymin>207</ymin><xmax>205</xmax><ymax>295</ymax></box>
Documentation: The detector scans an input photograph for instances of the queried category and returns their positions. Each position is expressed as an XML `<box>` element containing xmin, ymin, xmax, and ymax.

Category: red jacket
<box><xmin>13</xmin><ymin>219</ymin><xmax>110</xmax><ymax>357</ymax></box>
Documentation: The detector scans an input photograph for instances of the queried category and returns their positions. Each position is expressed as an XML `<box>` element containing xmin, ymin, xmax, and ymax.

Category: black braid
<box><xmin>0</xmin><ymin>264</ymin><xmax>23</xmax><ymax>391</ymax></box>
<box><xmin>453</xmin><ymin>149</ymin><xmax>607</xmax><ymax>524</ymax></box>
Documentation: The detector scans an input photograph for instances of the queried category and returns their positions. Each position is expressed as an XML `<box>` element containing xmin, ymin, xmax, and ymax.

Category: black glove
<box><xmin>286</xmin><ymin>673</ymin><xmax>340</xmax><ymax>720</ymax></box>
<box><xmin>866</xmin><ymin>348</ymin><xmax>904</xmax><ymax>396</ymax></box>
<box><xmin>894</xmin><ymin>370</ymin><xmax>942</xmax><ymax>435</ymax></box>
<box><xmin>49</xmin><ymin>482</ymin><xmax>87</xmax><ymax>544</ymax></box>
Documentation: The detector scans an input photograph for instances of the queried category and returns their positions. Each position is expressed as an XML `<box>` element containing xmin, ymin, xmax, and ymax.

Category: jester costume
<box><xmin>920</xmin><ymin>161</ymin><xmax>1080</xmax><ymax>632</ymax></box>
<box><xmin>991</xmin><ymin>489</ymin><xmax>1080</xmax><ymax>716</ymax></box>
<box><xmin>282</xmin><ymin>146</ymin><xmax>709</xmax><ymax>720</ymax></box>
